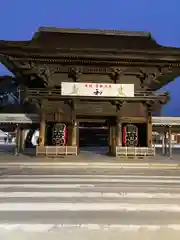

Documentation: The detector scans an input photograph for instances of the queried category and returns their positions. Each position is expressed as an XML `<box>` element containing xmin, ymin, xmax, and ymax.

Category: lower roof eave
<box><xmin>149</xmin><ymin>72</ymin><xmax>180</xmax><ymax>91</ymax></box>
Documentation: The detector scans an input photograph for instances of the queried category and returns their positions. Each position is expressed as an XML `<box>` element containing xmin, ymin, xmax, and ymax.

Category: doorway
<box><xmin>137</xmin><ymin>123</ymin><xmax>147</xmax><ymax>147</ymax></box>
<box><xmin>79</xmin><ymin>122</ymin><xmax>108</xmax><ymax>155</ymax></box>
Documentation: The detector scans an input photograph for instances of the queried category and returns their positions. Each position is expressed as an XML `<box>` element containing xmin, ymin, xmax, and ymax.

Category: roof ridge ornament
<box><xmin>68</xmin><ymin>67</ymin><xmax>82</xmax><ymax>82</ymax></box>
<box><xmin>136</xmin><ymin>68</ymin><xmax>165</xmax><ymax>89</ymax></box>
<box><xmin>36</xmin><ymin>66</ymin><xmax>52</xmax><ymax>87</ymax></box>
<box><xmin>109</xmin><ymin>68</ymin><xmax>124</xmax><ymax>83</ymax></box>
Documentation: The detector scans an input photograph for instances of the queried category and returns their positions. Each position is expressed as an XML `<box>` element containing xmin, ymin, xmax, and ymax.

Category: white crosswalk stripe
<box><xmin>0</xmin><ymin>171</ymin><xmax>180</xmax><ymax>233</ymax></box>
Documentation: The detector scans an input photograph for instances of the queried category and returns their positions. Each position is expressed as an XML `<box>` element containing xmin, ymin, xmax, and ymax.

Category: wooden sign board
<box><xmin>61</xmin><ymin>82</ymin><xmax>134</xmax><ymax>97</ymax></box>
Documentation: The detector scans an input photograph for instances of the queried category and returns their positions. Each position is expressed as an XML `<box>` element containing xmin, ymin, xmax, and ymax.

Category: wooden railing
<box><xmin>36</xmin><ymin>145</ymin><xmax>78</xmax><ymax>157</ymax></box>
<box><xmin>116</xmin><ymin>146</ymin><xmax>155</xmax><ymax>158</ymax></box>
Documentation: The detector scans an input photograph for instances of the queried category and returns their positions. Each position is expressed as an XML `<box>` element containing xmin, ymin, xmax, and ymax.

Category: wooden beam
<box><xmin>121</xmin><ymin>117</ymin><xmax>146</xmax><ymax>123</ymax></box>
<box><xmin>27</xmin><ymin>95</ymin><xmax>164</xmax><ymax>103</ymax></box>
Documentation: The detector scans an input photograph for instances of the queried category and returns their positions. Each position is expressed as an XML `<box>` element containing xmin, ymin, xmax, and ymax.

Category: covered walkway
<box><xmin>0</xmin><ymin>113</ymin><xmax>39</xmax><ymax>124</ymax></box>
<box><xmin>0</xmin><ymin>114</ymin><xmax>39</xmax><ymax>155</ymax></box>
<box><xmin>153</xmin><ymin>117</ymin><xmax>180</xmax><ymax>157</ymax></box>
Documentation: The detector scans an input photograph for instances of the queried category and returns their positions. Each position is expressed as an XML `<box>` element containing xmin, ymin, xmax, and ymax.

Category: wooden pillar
<box><xmin>39</xmin><ymin>112</ymin><xmax>46</xmax><ymax>146</ymax></box>
<box><xmin>67</xmin><ymin>124</ymin><xmax>72</xmax><ymax>146</ymax></box>
<box><xmin>116</xmin><ymin>119</ymin><xmax>122</xmax><ymax>147</ymax></box>
<box><xmin>168</xmin><ymin>126</ymin><xmax>172</xmax><ymax>158</ymax></box>
<box><xmin>76</xmin><ymin>123</ymin><xmax>79</xmax><ymax>149</ymax></box>
<box><xmin>164</xmin><ymin>132</ymin><xmax>167</xmax><ymax>155</ymax></box>
<box><xmin>72</xmin><ymin>121</ymin><xmax>78</xmax><ymax>146</ymax></box>
<box><xmin>111</xmin><ymin>125</ymin><xmax>116</xmax><ymax>156</ymax></box>
<box><xmin>15</xmin><ymin>125</ymin><xmax>21</xmax><ymax>155</ymax></box>
<box><xmin>147</xmin><ymin>121</ymin><xmax>152</xmax><ymax>147</ymax></box>
<box><xmin>108</xmin><ymin>124</ymin><xmax>112</xmax><ymax>154</ymax></box>
<box><xmin>70</xmin><ymin>100</ymin><xmax>78</xmax><ymax>147</ymax></box>
<box><xmin>115</xmin><ymin>104</ymin><xmax>123</xmax><ymax>156</ymax></box>
<box><xmin>162</xmin><ymin>133</ymin><xmax>165</xmax><ymax>155</ymax></box>
<box><xmin>147</xmin><ymin>109</ymin><xmax>152</xmax><ymax>148</ymax></box>
<box><xmin>19</xmin><ymin>128</ymin><xmax>25</xmax><ymax>152</ymax></box>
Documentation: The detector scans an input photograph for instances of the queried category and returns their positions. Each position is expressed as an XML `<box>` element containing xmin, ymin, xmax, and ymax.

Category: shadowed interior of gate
<box><xmin>79</xmin><ymin>122</ymin><xmax>108</xmax><ymax>154</ymax></box>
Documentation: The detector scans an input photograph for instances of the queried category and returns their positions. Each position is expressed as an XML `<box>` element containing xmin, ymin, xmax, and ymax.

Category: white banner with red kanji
<box><xmin>61</xmin><ymin>82</ymin><xmax>134</xmax><ymax>97</ymax></box>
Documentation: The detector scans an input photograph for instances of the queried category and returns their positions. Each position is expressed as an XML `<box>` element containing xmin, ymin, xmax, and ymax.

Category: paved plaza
<box><xmin>0</xmin><ymin>144</ymin><xmax>180</xmax><ymax>161</ymax></box>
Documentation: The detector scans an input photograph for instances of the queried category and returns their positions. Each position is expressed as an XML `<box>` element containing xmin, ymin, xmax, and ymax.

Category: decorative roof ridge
<box><xmin>37</xmin><ymin>26</ymin><xmax>152</xmax><ymax>38</ymax></box>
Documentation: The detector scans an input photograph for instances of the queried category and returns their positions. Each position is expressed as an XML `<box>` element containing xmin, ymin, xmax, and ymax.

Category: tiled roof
<box><xmin>31</xmin><ymin>27</ymin><xmax>163</xmax><ymax>50</ymax></box>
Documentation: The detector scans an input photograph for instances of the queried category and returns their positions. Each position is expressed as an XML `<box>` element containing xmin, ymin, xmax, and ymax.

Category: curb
<box><xmin>0</xmin><ymin>162</ymin><xmax>180</xmax><ymax>169</ymax></box>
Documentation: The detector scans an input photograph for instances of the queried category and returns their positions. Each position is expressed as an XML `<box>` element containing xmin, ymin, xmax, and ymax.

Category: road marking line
<box><xmin>0</xmin><ymin>183</ymin><xmax>179</xmax><ymax>189</ymax></box>
<box><xmin>0</xmin><ymin>162</ymin><xmax>179</xmax><ymax>166</ymax></box>
<box><xmin>1</xmin><ymin>165</ymin><xmax>180</xmax><ymax>169</ymax></box>
<box><xmin>0</xmin><ymin>184</ymin><xmax>96</xmax><ymax>188</ymax></box>
<box><xmin>0</xmin><ymin>203</ymin><xmax>180</xmax><ymax>211</ymax></box>
<box><xmin>1</xmin><ymin>178</ymin><xmax>180</xmax><ymax>183</ymax></box>
<box><xmin>4</xmin><ymin>174</ymin><xmax>180</xmax><ymax>179</ymax></box>
<box><xmin>0</xmin><ymin>224</ymin><xmax>180</xmax><ymax>232</ymax></box>
<box><xmin>0</xmin><ymin>192</ymin><xmax>180</xmax><ymax>198</ymax></box>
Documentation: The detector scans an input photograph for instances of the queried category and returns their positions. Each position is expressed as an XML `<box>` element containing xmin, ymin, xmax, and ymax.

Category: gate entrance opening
<box><xmin>79</xmin><ymin>122</ymin><xmax>108</xmax><ymax>154</ymax></box>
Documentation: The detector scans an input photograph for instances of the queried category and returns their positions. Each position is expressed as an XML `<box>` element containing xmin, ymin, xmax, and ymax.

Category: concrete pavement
<box><xmin>1</xmin><ymin>145</ymin><xmax>180</xmax><ymax>170</ymax></box>
<box><xmin>1</xmin><ymin>161</ymin><xmax>180</xmax><ymax>169</ymax></box>
<box><xmin>0</xmin><ymin>168</ymin><xmax>180</xmax><ymax>239</ymax></box>
<box><xmin>1</xmin><ymin>154</ymin><xmax>180</xmax><ymax>169</ymax></box>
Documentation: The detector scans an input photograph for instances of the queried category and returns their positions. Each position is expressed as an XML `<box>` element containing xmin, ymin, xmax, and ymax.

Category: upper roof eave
<box><xmin>0</xmin><ymin>26</ymin><xmax>180</xmax><ymax>55</ymax></box>
<box><xmin>1</xmin><ymin>40</ymin><xmax>180</xmax><ymax>69</ymax></box>
<box><xmin>0</xmin><ymin>41</ymin><xmax>180</xmax><ymax>57</ymax></box>
<box><xmin>35</xmin><ymin>27</ymin><xmax>152</xmax><ymax>38</ymax></box>
<box><xmin>149</xmin><ymin>70</ymin><xmax>180</xmax><ymax>91</ymax></box>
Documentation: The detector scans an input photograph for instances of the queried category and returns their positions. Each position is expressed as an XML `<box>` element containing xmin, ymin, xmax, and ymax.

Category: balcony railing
<box><xmin>26</xmin><ymin>88</ymin><xmax>167</xmax><ymax>102</ymax></box>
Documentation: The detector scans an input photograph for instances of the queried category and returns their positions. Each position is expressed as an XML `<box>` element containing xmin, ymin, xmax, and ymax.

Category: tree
<box><xmin>0</xmin><ymin>75</ymin><xmax>20</xmax><ymax>107</ymax></box>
